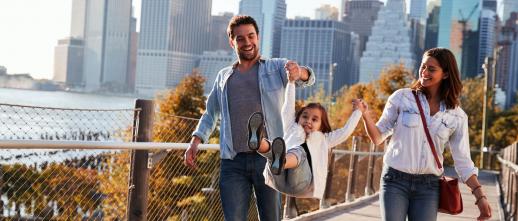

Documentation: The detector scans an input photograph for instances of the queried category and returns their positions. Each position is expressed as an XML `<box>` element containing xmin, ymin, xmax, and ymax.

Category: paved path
<box><xmin>309</xmin><ymin>169</ymin><xmax>503</xmax><ymax>221</ymax></box>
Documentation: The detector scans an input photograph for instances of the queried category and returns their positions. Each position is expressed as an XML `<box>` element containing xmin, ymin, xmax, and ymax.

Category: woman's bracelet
<box><xmin>475</xmin><ymin>195</ymin><xmax>487</xmax><ymax>205</ymax></box>
<box><xmin>471</xmin><ymin>185</ymin><xmax>482</xmax><ymax>194</ymax></box>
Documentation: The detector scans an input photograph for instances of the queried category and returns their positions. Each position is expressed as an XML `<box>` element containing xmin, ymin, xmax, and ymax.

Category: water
<box><xmin>0</xmin><ymin>88</ymin><xmax>138</xmax><ymax>165</ymax></box>
<box><xmin>0</xmin><ymin>87</ymin><xmax>136</xmax><ymax>109</ymax></box>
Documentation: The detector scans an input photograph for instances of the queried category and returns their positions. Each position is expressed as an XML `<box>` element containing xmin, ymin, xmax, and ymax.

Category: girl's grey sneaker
<box><xmin>247</xmin><ymin>112</ymin><xmax>263</xmax><ymax>151</ymax></box>
<box><xmin>270</xmin><ymin>137</ymin><xmax>286</xmax><ymax>175</ymax></box>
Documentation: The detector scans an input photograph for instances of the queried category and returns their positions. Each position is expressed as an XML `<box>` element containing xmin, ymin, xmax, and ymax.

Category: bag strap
<box><xmin>411</xmin><ymin>90</ymin><xmax>442</xmax><ymax>169</ymax></box>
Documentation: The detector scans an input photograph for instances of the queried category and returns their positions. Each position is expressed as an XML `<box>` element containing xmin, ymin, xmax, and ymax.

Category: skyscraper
<box><xmin>82</xmin><ymin>0</ymin><xmax>132</xmax><ymax>91</ymax></box>
<box><xmin>210</xmin><ymin>12</ymin><xmax>234</xmax><ymax>51</ymax></box>
<box><xmin>53</xmin><ymin>38</ymin><xmax>84</xmax><ymax>88</ymax></box>
<box><xmin>198</xmin><ymin>51</ymin><xmax>236</xmax><ymax>94</ymax></box>
<box><xmin>498</xmin><ymin>0</ymin><xmax>518</xmax><ymax>22</ymax></box>
<box><xmin>497</xmin><ymin>13</ymin><xmax>518</xmax><ymax>108</ymax></box>
<box><xmin>239</xmin><ymin>0</ymin><xmax>286</xmax><ymax>58</ymax></box>
<box><xmin>424</xmin><ymin>4</ymin><xmax>440</xmax><ymax>50</ymax></box>
<box><xmin>135</xmin><ymin>0</ymin><xmax>212</xmax><ymax>97</ymax></box>
<box><xmin>280</xmin><ymin>19</ymin><xmax>360</xmax><ymax>98</ymax></box>
<box><xmin>342</xmin><ymin>0</ymin><xmax>384</xmax><ymax>55</ymax></box>
<box><xmin>477</xmin><ymin>9</ymin><xmax>497</xmax><ymax>75</ymax></box>
<box><xmin>62</xmin><ymin>0</ymin><xmax>133</xmax><ymax>92</ymax></box>
<box><xmin>409</xmin><ymin>0</ymin><xmax>427</xmax><ymax>22</ymax></box>
<box><xmin>437</xmin><ymin>0</ymin><xmax>481</xmax><ymax>78</ymax></box>
<box><xmin>359</xmin><ymin>0</ymin><xmax>415</xmax><ymax>83</ymax></box>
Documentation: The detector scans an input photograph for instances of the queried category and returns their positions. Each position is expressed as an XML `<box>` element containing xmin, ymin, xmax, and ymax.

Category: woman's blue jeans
<box><xmin>380</xmin><ymin>166</ymin><xmax>440</xmax><ymax>221</ymax></box>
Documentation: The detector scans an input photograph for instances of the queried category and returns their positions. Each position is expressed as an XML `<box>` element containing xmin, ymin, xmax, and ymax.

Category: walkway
<box><xmin>293</xmin><ymin>169</ymin><xmax>503</xmax><ymax>221</ymax></box>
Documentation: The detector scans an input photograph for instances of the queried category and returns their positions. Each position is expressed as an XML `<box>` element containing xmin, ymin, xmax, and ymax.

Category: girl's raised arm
<box><xmin>282</xmin><ymin>82</ymin><xmax>297</xmax><ymax>133</ymax></box>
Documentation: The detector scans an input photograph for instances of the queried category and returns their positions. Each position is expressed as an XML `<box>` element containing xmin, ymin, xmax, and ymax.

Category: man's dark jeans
<box><xmin>220</xmin><ymin>152</ymin><xmax>281</xmax><ymax>221</ymax></box>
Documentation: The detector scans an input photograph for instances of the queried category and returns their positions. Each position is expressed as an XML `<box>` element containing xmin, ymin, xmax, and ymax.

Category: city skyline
<box><xmin>0</xmin><ymin>0</ymin><xmax>345</xmax><ymax>80</ymax></box>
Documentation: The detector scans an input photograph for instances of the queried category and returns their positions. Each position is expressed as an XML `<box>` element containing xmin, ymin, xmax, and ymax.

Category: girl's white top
<box><xmin>377</xmin><ymin>88</ymin><xmax>478</xmax><ymax>182</ymax></box>
<box><xmin>281</xmin><ymin>82</ymin><xmax>362</xmax><ymax>199</ymax></box>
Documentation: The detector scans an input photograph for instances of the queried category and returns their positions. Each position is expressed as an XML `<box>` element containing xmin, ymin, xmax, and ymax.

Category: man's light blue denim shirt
<box><xmin>192</xmin><ymin>58</ymin><xmax>315</xmax><ymax>159</ymax></box>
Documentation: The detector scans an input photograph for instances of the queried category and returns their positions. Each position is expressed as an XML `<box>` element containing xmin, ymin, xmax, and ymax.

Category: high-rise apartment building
<box><xmin>342</xmin><ymin>0</ymin><xmax>384</xmax><ymax>55</ymax></box>
<box><xmin>135</xmin><ymin>0</ymin><xmax>212</xmax><ymax>97</ymax></box>
<box><xmin>359</xmin><ymin>0</ymin><xmax>415</xmax><ymax>83</ymax></box>
<box><xmin>280</xmin><ymin>19</ymin><xmax>360</xmax><ymax>98</ymax></box>
<box><xmin>239</xmin><ymin>0</ymin><xmax>286</xmax><ymax>58</ymax></box>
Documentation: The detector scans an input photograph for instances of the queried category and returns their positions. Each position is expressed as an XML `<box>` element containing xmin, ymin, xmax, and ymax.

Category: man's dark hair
<box><xmin>227</xmin><ymin>15</ymin><xmax>259</xmax><ymax>39</ymax></box>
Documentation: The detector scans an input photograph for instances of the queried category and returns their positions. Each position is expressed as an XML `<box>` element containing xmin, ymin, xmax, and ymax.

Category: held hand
<box><xmin>476</xmin><ymin>197</ymin><xmax>492</xmax><ymax>220</ymax></box>
<box><xmin>284</xmin><ymin>60</ymin><xmax>301</xmax><ymax>82</ymax></box>
<box><xmin>184</xmin><ymin>138</ymin><xmax>200</xmax><ymax>169</ymax></box>
<box><xmin>352</xmin><ymin>99</ymin><xmax>368</xmax><ymax>113</ymax></box>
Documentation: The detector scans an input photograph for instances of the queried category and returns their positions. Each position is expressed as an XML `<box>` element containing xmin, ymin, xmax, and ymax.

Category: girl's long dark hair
<box><xmin>295</xmin><ymin>103</ymin><xmax>332</xmax><ymax>133</ymax></box>
<box><xmin>411</xmin><ymin>47</ymin><xmax>463</xmax><ymax>109</ymax></box>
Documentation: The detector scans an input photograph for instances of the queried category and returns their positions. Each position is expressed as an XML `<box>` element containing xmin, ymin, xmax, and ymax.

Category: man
<box><xmin>184</xmin><ymin>15</ymin><xmax>314</xmax><ymax>221</ymax></box>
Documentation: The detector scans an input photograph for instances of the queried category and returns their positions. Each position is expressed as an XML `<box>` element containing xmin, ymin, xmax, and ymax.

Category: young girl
<box><xmin>246</xmin><ymin>79</ymin><xmax>362</xmax><ymax>199</ymax></box>
<box><xmin>356</xmin><ymin>47</ymin><xmax>492</xmax><ymax>221</ymax></box>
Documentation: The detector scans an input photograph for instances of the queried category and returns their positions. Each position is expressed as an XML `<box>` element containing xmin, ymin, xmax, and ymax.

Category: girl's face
<box><xmin>298</xmin><ymin>107</ymin><xmax>322</xmax><ymax>134</ymax></box>
<box><xmin>419</xmin><ymin>55</ymin><xmax>447</xmax><ymax>90</ymax></box>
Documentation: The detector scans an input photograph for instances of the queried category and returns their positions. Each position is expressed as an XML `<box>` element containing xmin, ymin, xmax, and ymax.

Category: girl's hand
<box><xmin>352</xmin><ymin>99</ymin><xmax>368</xmax><ymax>113</ymax></box>
<box><xmin>476</xmin><ymin>197</ymin><xmax>492</xmax><ymax>220</ymax></box>
<box><xmin>285</xmin><ymin>60</ymin><xmax>301</xmax><ymax>82</ymax></box>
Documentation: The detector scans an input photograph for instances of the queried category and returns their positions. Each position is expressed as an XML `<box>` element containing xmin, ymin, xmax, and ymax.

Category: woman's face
<box><xmin>419</xmin><ymin>55</ymin><xmax>447</xmax><ymax>90</ymax></box>
<box><xmin>297</xmin><ymin>107</ymin><xmax>322</xmax><ymax>135</ymax></box>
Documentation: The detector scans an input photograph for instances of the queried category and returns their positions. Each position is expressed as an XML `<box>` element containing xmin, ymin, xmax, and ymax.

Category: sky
<box><xmin>0</xmin><ymin>0</ymin><xmax>356</xmax><ymax>80</ymax></box>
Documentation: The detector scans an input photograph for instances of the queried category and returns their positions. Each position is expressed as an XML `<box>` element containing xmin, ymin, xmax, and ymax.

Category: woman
<box><xmin>354</xmin><ymin>47</ymin><xmax>492</xmax><ymax>221</ymax></box>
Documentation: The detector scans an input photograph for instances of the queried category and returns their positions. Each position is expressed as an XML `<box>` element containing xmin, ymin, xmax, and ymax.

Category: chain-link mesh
<box><xmin>0</xmin><ymin>103</ymin><xmax>136</xmax><ymax>219</ymax></box>
<box><xmin>148</xmin><ymin>115</ymin><xmax>259</xmax><ymax>221</ymax></box>
<box><xmin>0</xmin><ymin>103</ymin><xmax>137</xmax><ymax>141</ymax></box>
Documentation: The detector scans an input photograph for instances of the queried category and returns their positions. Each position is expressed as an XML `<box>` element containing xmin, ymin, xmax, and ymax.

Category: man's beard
<box><xmin>237</xmin><ymin>48</ymin><xmax>259</xmax><ymax>61</ymax></box>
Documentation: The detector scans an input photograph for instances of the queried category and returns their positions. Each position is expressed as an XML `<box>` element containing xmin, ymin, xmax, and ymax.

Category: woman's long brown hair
<box><xmin>411</xmin><ymin>47</ymin><xmax>463</xmax><ymax>109</ymax></box>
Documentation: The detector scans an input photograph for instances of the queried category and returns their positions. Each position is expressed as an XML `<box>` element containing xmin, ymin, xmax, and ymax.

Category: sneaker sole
<box><xmin>247</xmin><ymin>112</ymin><xmax>263</xmax><ymax>151</ymax></box>
<box><xmin>271</xmin><ymin>137</ymin><xmax>286</xmax><ymax>175</ymax></box>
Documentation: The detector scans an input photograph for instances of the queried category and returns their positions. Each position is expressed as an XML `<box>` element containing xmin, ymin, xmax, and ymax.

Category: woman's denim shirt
<box><xmin>192</xmin><ymin>58</ymin><xmax>315</xmax><ymax>159</ymax></box>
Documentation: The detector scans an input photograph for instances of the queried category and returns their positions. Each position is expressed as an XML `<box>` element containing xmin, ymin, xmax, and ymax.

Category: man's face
<box><xmin>229</xmin><ymin>24</ymin><xmax>260</xmax><ymax>61</ymax></box>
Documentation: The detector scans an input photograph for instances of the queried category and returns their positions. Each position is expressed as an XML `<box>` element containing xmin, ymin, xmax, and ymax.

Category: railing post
<box><xmin>283</xmin><ymin>196</ymin><xmax>298</xmax><ymax>219</ymax></box>
<box><xmin>345</xmin><ymin>136</ymin><xmax>359</xmax><ymax>202</ymax></box>
<box><xmin>320</xmin><ymin>152</ymin><xmax>335</xmax><ymax>209</ymax></box>
<box><xmin>127</xmin><ymin>99</ymin><xmax>154</xmax><ymax>221</ymax></box>
<box><xmin>365</xmin><ymin>142</ymin><xmax>376</xmax><ymax>196</ymax></box>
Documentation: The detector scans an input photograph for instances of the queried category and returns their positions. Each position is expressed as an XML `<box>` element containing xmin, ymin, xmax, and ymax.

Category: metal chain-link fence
<box><xmin>147</xmin><ymin>115</ymin><xmax>260</xmax><ymax>221</ymax></box>
<box><xmin>0</xmin><ymin>102</ymin><xmax>384</xmax><ymax>220</ymax></box>
<box><xmin>0</xmin><ymin>103</ymin><xmax>137</xmax><ymax>220</ymax></box>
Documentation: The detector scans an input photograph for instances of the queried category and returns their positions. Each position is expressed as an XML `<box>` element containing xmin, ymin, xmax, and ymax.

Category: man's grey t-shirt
<box><xmin>227</xmin><ymin>63</ymin><xmax>262</xmax><ymax>153</ymax></box>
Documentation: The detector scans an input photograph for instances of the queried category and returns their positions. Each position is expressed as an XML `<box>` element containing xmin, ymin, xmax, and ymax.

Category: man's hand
<box><xmin>184</xmin><ymin>136</ymin><xmax>201</xmax><ymax>169</ymax></box>
<box><xmin>285</xmin><ymin>60</ymin><xmax>302</xmax><ymax>82</ymax></box>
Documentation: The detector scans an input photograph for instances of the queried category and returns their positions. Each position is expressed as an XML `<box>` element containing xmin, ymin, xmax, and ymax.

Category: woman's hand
<box><xmin>476</xmin><ymin>196</ymin><xmax>492</xmax><ymax>220</ymax></box>
<box><xmin>352</xmin><ymin>99</ymin><xmax>368</xmax><ymax>114</ymax></box>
